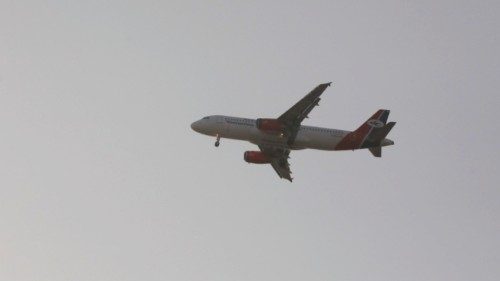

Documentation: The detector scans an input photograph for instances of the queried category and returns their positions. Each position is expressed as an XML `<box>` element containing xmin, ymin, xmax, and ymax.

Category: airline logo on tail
<box><xmin>367</xmin><ymin>119</ymin><xmax>384</xmax><ymax>128</ymax></box>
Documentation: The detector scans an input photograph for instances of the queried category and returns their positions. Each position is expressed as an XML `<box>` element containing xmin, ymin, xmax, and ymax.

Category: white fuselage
<box><xmin>191</xmin><ymin>115</ymin><xmax>353</xmax><ymax>151</ymax></box>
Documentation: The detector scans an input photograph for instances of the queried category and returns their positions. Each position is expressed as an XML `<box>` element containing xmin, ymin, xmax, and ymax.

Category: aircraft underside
<box><xmin>191</xmin><ymin>82</ymin><xmax>396</xmax><ymax>181</ymax></box>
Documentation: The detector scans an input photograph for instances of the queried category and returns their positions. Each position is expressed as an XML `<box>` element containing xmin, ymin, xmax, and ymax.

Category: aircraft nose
<box><xmin>191</xmin><ymin>120</ymin><xmax>201</xmax><ymax>132</ymax></box>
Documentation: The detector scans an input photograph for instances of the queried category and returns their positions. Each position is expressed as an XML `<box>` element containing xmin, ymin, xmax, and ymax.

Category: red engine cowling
<box><xmin>256</xmin><ymin>118</ymin><xmax>285</xmax><ymax>133</ymax></box>
<box><xmin>244</xmin><ymin>151</ymin><xmax>272</xmax><ymax>164</ymax></box>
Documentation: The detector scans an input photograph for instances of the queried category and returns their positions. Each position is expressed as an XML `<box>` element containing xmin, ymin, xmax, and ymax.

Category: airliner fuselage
<box><xmin>190</xmin><ymin>83</ymin><xmax>396</xmax><ymax>181</ymax></box>
<box><xmin>191</xmin><ymin>115</ymin><xmax>394</xmax><ymax>151</ymax></box>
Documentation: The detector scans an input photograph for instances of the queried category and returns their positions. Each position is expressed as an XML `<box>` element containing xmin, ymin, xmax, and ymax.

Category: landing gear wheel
<box><xmin>214</xmin><ymin>134</ymin><xmax>221</xmax><ymax>147</ymax></box>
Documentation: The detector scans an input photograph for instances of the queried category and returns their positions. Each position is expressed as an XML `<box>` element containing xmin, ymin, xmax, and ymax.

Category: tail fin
<box><xmin>335</xmin><ymin>109</ymin><xmax>392</xmax><ymax>151</ymax></box>
<box><xmin>367</xmin><ymin>122</ymin><xmax>396</xmax><ymax>157</ymax></box>
<box><xmin>365</xmin><ymin>121</ymin><xmax>396</xmax><ymax>147</ymax></box>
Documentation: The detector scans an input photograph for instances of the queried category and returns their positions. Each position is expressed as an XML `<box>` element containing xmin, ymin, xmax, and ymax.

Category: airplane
<box><xmin>191</xmin><ymin>82</ymin><xmax>396</xmax><ymax>182</ymax></box>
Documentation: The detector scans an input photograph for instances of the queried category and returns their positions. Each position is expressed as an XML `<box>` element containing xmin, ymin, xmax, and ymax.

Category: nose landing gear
<box><xmin>215</xmin><ymin>134</ymin><xmax>221</xmax><ymax>147</ymax></box>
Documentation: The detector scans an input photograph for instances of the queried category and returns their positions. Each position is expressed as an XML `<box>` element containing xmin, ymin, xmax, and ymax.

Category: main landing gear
<box><xmin>215</xmin><ymin>134</ymin><xmax>221</xmax><ymax>147</ymax></box>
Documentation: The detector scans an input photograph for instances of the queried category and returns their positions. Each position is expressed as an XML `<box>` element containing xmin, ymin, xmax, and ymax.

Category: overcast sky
<box><xmin>1</xmin><ymin>1</ymin><xmax>499</xmax><ymax>281</ymax></box>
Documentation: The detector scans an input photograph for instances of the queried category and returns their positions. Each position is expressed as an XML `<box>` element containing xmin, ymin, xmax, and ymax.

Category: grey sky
<box><xmin>1</xmin><ymin>1</ymin><xmax>499</xmax><ymax>280</ymax></box>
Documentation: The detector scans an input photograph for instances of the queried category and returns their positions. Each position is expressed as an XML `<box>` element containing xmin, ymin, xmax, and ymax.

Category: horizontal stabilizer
<box><xmin>367</xmin><ymin>122</ymin><xmax>396</xmax><ymax>157</ymax></box>
<box><xmin>369</xmin><ymin>147</ymin><xmax>382</xmax><ymax>157</ymax></box>
<box><xmin>369</xmin><ymin>122</ymin><xmax>396</xmax><ymax>143</ymax></box>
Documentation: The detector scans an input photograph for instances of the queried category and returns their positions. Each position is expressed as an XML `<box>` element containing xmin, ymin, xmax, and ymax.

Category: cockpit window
<box><xmin>203</xmin><ymin>117</ymin><xmax>210</xmax><ymax>120</ymax></box>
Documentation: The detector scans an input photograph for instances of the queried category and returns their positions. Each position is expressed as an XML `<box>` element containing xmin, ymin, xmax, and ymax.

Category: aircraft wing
<box><xmin>258</xmin><ymin>145</ymin><xmax>293</xmax><ymax>182</ymax></box>
<box><xmin>278</xmin><ymin>82</ymin><xmax>332</xmax><ymax>144</ymax></box>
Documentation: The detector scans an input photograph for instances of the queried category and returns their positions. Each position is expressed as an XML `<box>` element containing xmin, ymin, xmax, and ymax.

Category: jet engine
<box><xmin>244</xmin><ymin>151</ymin><xmax>272</xmax><ymax>164</ymax></box>
<box><xmin>256</xmin><ymin>118</ymin><xmax>285</xmax><ymax>133</ymax></box>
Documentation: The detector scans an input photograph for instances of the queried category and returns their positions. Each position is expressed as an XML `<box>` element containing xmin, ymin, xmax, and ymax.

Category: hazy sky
<box><xmin>1</xmin><ymin>1</ymin><xmax>499</xmax><ymax>281</ymax></box>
